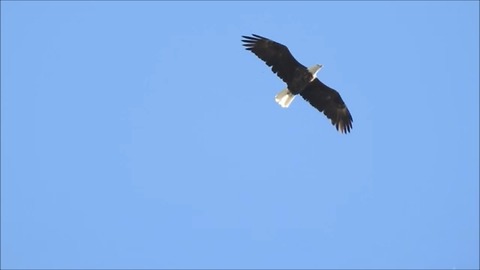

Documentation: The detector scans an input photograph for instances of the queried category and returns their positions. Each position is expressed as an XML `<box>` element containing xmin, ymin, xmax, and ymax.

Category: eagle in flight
<box><xmin>241</xmin><ymin>34</ymin><xmax>353</xmax><ymax>134</ymax></box>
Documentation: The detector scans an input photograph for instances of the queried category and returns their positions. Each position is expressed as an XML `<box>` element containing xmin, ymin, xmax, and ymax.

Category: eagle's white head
<box><xmin>308</xmin><ymin>64</ymin><xmax>323</xmax><ymax>78</ymax></box>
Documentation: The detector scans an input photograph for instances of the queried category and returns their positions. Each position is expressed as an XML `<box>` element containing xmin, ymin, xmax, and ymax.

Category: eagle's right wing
<box><xmin>242</xmin><ymin>34</ymin><xmax>306</xmax><ymax>86</ymax></box>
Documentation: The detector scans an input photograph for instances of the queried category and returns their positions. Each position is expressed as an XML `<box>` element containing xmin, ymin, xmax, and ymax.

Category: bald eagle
<box><xmin>241</xmin><ymin>34</ymin><xmax>353</xmax><ymax>134</ymax></box>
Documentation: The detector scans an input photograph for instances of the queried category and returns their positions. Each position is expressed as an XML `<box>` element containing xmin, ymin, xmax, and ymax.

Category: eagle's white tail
<box><xmin>275</xmin><ymin>88</ymin><xmax>295</xmax><ymax>108</ymax></box>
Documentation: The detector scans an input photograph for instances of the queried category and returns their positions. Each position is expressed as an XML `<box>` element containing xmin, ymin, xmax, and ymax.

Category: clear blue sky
<box><xmin>2</xmin><ymin>1</ymin><xmax>479</xmax><ymax>269</ymax></box>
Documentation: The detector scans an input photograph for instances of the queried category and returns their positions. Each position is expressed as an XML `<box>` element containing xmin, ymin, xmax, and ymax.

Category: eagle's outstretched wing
<box><xmin>242</xmin><ymin>34</ymin><xmax>306</xmax><ymax>85</ymax></box>
<box><xmin>300</xmin><ymin>79</ymin><xmax>353</xmax><ymax>134</ymax></box>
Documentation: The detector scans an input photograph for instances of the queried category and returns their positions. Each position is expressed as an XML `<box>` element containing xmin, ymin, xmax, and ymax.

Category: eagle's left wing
<box><xmin>300</xmin><ymin>79</ymin><xmax>353</xmax><ymax>134</ymax></box>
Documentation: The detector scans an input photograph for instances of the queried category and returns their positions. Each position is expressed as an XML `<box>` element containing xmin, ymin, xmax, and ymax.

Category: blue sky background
<box><xmin>2</xmin><ymin>1</ymin><xmax>479</xmax><ymax>269</ymax></box>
